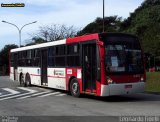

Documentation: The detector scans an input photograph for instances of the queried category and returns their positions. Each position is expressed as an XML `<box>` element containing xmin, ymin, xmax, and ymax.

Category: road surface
<box><xmin>0</xmin><ymin>76</ymin><xmax>160</xmax><ymax>122</ymax></box>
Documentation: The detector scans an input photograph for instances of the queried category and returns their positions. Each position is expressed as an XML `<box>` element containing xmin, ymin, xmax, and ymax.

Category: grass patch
<box><xmin>145</xmin><ymin>72</ymin><xmax>160</xmax><ymax>92</ymax></box>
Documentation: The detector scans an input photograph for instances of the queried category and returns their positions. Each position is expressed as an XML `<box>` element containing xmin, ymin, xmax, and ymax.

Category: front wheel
<box><xmin>70</xmin><ymin>78</ymin><xmax>80</xmax><ymax>97</ymax></box>
<box><xmin>25</xmin><ymin>75</ymin><xmax>31</xmax><ymax>87</ymax></box>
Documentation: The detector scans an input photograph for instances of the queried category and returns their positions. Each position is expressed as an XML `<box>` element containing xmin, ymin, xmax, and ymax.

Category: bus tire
<box><xmin>20</xmin><ymin>74</ymin><xmax>25</xmax><ymax>87</ymax></box>
<box><xmin>25</xmin><ymin>74</ymin><xmax>31</xmax><ymax>87</ymax></box>
<box><xmin>70</xmin><ymin>78</ymin><xmax>80</xmax><ymax>97</ymax></box>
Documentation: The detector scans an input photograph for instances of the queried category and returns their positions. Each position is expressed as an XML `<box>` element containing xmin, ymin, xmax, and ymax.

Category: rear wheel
<box><xmin>20</xmin><ymin>74</ymin><xmax>25</xmax><ymax>87</ymax></box>
<box><xmin>70</xmin><ymin>78</ymin><xmax>80</xmax><ymax>97</ymax></box>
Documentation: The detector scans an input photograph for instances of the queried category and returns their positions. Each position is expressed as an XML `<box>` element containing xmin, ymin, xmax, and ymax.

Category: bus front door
<box><xmin>41</xmin><ymin>49</ymin><xmax>48</xmax><ymax>85</ymax></box>
<box><xmin>82</xmin><ymin>43</ymin><xmax>96</xmax><ymax>93</ymax></box>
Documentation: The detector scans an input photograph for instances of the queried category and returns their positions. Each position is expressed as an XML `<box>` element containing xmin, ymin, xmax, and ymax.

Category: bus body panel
<box><xmin>48</xmin><ymin>68</ymin><xmax>66</xmax><ymax>90</ymax></box>
<box><xmin>10</xmin><ymin>67</ymin><xmax>14</xmax><ymax>81</ymax></box>
<box><xmin>96</xmin><ymin>80</ymin><xmax>102</xmax><ymax>96</ymax></box>
<box><xmin>66</xmin><ymin>34</ymin><xmax>99</xmax><ymax>44</ymax></box>
<box><xmin>65</xmin><ymin>68</ymin><xmax>82</xmax><ymax>92</ymax></box>
<box><xmin>9</xmin><ymin>33</ymin><xmax>146</xmax><ymax>97</ymax></box>
<box><xmin>17</xmin><ymin>67</ymin><xmax>41</xmax><ymax>85</ymax></box>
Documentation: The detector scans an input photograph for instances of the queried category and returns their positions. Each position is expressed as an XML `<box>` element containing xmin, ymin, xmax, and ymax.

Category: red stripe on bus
<box><xmin>31</xmin><ymin>74</ymin><xmax>41</xmax><ymax>76</ymax></box>
<box><xmin>48</xmin><ymin>76</ymin><xmax>65</xmax><ymax>78</ymax></box>
<box><xmin>30</xmin><ymin>74</ymin><xmax>65</xmax><ymax>78</ymax></box>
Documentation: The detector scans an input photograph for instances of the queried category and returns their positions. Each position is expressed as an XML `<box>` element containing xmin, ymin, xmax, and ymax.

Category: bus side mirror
<box><xmin>97</xmin><ymin>41</ymin><xmax>104</xmax><ymax>47</ymax></box>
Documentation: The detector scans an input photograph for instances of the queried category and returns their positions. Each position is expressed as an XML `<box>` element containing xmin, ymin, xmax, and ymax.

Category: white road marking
<box><xmin>55</xmin><ymin>93</ymin><xmax>66</xmax><ymax>96</ymax></box>
<box><xmin>17</xmin><ymin>91</ymin><xmax>51</xmax><ymax>99</ymax></box>
<box><xmin>2</xmin><ymin>88</ymin><xmax>20</xmax><ymax>94</ymax></box>
<box><xmin>17</xmin><ymin>87</ymin><xmax>37</xmax><ymax>93</ymax></box>
<box><xmin>0</xmin><ymin>93</ymin><xmax>13</xmax><ymax>98</ymax></box>
<box><xmin>0</xmin><ymin>91</ymin><xmax>37</xmax><ymax>101</ymax></box>
<box><xmin>0</xmin><ymin>87</ymin><xmax>65</xmax><ymax>101</ymax></box>
<box><xmin>38</xmin><ymin>92</ymin><xmax>60</xmax><ymax>97</ymax></box>
<box><xmin>0</xmin><ymin>88</ymin><xmax>20</xmax><ymax>98</ymax></box>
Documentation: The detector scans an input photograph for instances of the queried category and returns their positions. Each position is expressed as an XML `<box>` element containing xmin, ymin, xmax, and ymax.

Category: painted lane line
<box><xmin>0</xmin><ymin>91</ymin><xmax>37</xmax><ymax>101</ymax></box>
<box><xmin>2</xmin><ymin>88</ymin><xmax>20</xmax><ymax>94</ymax></box>
<box><xmin>17</xmin><ymin>87</ymin><xmax>37</xmax><ymax>93</ymax></box>
<box><xmin>17</xmin><ymin>91</ymin><xmax>52</xmax><ymax>99</ymax></box>
<box><xmin>55</xmin><ymin>93</ymin><xmax>66</xmax><ymax>96</ymax></box>
<box><xmin>0</xmin><ymin>88</ymin><xmax>20</xmax><ymax>98</ymax></box>
<box><xmin>38</xmin><ymin>92</ymin><xmax>60</xmax><ymax>98</ymax></box>
<box><xmin>0</xmin><ymin>93</ymin><xmax>14</xmax><ymax>98</ymax></box>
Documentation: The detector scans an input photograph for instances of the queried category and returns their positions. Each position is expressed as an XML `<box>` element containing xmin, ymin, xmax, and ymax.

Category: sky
<box><xmin>0</xmin><ymin>0</ymin><xmax>144</xmax><ymax>50</ymax></box>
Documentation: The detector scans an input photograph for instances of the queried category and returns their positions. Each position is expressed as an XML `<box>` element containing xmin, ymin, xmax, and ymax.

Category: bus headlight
<box><xmin>140</xmin><ymin>77</ymin><xmax>144</xmax><ymax>82</ymax></box>
<box><xmin>107</xmin><ymin>77</ymin><xmax>113</xmax><ymax>84</ymax></box>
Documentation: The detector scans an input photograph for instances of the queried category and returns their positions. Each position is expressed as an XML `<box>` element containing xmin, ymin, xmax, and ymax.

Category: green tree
<box><xmin>27</xmin><ymin>24</ymin><xmax>78</xmax><ymax>46</ymax></box>
<box><xmin>77</xmin><ymin>16</ymin><xmax>122</xmax><ymax>36</ymax></box>
<box><xmin>0</xmin><ymin>44</ymin><xmax>18</xmax><ymax>75</ymax></box>
<box><xmin>26</xmin><ymin>37</ymin><xmax>46</xmax><ymax>46</ymax></box>
<box><xmin>121</xmin><ymin>0</ymin><xmax>160</xmax><ymax>56</ymax></box>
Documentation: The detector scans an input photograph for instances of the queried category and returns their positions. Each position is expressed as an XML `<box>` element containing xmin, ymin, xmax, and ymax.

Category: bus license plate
<box><xmin>125</xmin><ymin>85</ymin><xmax>132</xmax><ymax>89</ymax></box>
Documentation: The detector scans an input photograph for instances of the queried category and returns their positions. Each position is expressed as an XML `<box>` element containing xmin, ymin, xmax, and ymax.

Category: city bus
<box><xmin>9</xmin><ymin>33</ymin><xmax>146</xmax><ymax>97</ymax></box>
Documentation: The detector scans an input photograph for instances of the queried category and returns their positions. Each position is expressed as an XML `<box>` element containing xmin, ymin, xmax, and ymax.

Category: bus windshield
<box><xmin>103</xmin><ymin>34</ymin><xmax>144</xmax><ymax>74</ymax></box>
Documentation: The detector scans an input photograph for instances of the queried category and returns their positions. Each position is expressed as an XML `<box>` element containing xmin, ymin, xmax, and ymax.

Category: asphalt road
<box><xmin>0</xmin><ymin>76</ymin><xmax>160</xmax><ymax>122</ymax></box>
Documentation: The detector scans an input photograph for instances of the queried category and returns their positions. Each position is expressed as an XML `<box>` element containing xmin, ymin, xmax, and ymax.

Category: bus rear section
<box><xmin>99</xmin><ymin>33</ymin><xmax>146</xmax><ymax>96</ymax></box>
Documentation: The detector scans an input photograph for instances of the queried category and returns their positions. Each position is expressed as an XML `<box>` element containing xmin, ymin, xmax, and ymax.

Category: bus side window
<box><xmin>48</xmin><ymin>47</ymin><xmax>55</xmax><ymax>67</ymax></box>
<box><xmin>55</xmin><ymin>45</ymin><xmax>66</xmax><ymax>67</ymax></box>
<box><xmin>10</xmin><ymin>53</ymin><xmax>14</xmax><ymax>67</ymax></box>
<box><xmin>34</xmin><ymin>49</ymin><xmax>40</xmax><ymax>67</ymax></box>
<box><xmin>67</xmin><ymin>44</ymin><xmax>80</xmax><ymax>67</ymax></box>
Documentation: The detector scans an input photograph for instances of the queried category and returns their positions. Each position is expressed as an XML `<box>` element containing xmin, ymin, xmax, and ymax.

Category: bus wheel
<box><xmin>20</xmin><ymin>74</ymin><xmax>25</xmax><ymax>87</ymax></box>
<box><xmin>25</xmin><ymin>75</ymin><xmax>31</xmax><ymax>87</ymax></box>
<box><xmin>70</xmin><ymin>78</ymin><xmax>80</xmax><ymax>97</ymax></box>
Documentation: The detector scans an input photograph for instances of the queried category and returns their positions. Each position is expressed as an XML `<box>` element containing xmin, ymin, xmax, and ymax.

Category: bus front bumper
<box><xmin>101</xmin><ymin>82</ymin><xmax>145</xmax><ymax>96</ymax></box>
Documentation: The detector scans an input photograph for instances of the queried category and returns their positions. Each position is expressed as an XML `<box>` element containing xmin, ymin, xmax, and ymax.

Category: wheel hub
<box><xmin>72</xmin><ymin>82</ymin><xmax>78</xmax><ymax>94</ymax></box>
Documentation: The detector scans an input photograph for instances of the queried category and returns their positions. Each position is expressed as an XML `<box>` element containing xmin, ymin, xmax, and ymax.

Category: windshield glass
<box><xmin>103</xmin><ymin>34</ymin><xmax>144</xmax><ymax>74</ymax></box>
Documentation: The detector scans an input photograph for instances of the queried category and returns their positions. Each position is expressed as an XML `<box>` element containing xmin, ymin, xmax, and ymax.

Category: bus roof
<box><xmin>10</xmin><ymin>32</ymin><xmax>136</xmax><ymax>53</ymax></box>
<box><xmin>11</xmin><ymin>39</ymin><xmax>66</xmax><ymax>52</ymax></box>
<box><xmin>10</xmin><ymin>33</ymin><xmax>99</xmax><ymax>53</ymax></box>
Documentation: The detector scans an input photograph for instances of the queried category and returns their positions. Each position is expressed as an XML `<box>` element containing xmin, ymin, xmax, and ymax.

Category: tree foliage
<box><xmin>121</xmin><ymin>0</ymin><xmax>160</xmax><ymax>56</ymax></box>
<box><xmin>29</xmin><ymin>24</ymin><xmax>78</xmax><ymax>45</ymax></box>
<box><xmin>26</xmin><ymin>37</ymin><xmax>45</xmax><ymax>46</ymax></box>
<box><xmin>78</xmin><ymin>0</ymin><xmax>160</xmax><ymax>57</ymax></box>
<box><xmin>0</xmin><ymin>44</ymin><xmax>18</xmax><ymax>65</ymax></box>
<box><xmin>77</xmin><ymin>16</ymin><xmax>122</xmax><ymax>36</ymax></box>
<box><xmin>0</xmin><ymin>44</ymin><xmax>18</xmax><ymax>74</ymax></box>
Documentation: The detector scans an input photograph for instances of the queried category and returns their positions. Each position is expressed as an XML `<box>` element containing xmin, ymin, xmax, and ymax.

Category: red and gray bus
<box><xmin>9</xmin><ymin>33</ymin><xmax>146</xmax><ymax>97</ymax></box>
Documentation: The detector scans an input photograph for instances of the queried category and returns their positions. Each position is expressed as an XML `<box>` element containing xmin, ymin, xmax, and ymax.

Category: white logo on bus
<box><xmin>67</xmin><ymin>69</ymin><xmax>72</xmax><ymax>74</ymax></box>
